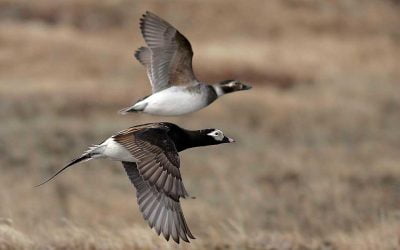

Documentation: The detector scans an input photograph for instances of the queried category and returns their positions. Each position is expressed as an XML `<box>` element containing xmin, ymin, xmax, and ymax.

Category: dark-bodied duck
<box><xmin>37</xmin><ymin>122</ymin><xmax>234</xmax><ymax>243</ymax></box>
<box><xmin>119</xmin><ymin>11</ymin><xmax>251</xmax><ymax>116</ymax></box>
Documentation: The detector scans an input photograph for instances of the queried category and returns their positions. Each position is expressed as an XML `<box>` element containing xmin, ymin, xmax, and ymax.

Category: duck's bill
<box><xmin>242</xmin><ymin>84</ymin><xmax>252</xmax><ymax>90</ymax></box>
<box><xmin>223</xmin><ymin>136</ymin><xmax>235</xmax><ymax>143</ymax></box>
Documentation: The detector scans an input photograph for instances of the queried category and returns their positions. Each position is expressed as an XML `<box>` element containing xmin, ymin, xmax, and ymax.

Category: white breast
<box><xmin>140</xmin><ymin>86</ymin><xmax>209</xmax><ymax>116</ymax></box>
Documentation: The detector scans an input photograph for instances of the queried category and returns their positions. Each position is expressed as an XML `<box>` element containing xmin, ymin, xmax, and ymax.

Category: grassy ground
<box><xmin>0</xmin><ymin>0</ymin><xmax>400</xmax><ymax>249</ymax></box>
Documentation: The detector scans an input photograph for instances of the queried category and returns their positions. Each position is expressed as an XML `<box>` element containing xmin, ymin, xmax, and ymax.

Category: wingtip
<box><xmin>144</xmin><ymin>11</ymin><xmax>155</xmax><ymax>18</ymax></box>
<box><xmin>133</xmin><ymin>51</ymin><xmax>139</xmax><ymax>61</ymax></box>
<box><xmin>163</xmin><ymin>233</ymin><xmax>170</xmax><ymax>242</ymax></box>
<box><xmin>140</xmin><ymin>11</ymin><xmax>153</xmax><ymax>23</ymax></box>
<box><xmin>140</xmin><ymin>11</ymin><xmax>160</xmax><ymax>27</ymax></box>
<box><xmin>187</xmin><ymin>232</ymin><xmax>196</xmax><ymax>240</ymax></box>
<box><xmin>173</xmin><ymin>237</ymin><xmax>180</xmax><ymax>244</ymax></box>
<box><xmin>180</xmin><ymin>231</ymin><xmax>194</xmax><ymax>241</ymax></box>
<box><xmin>134</xmin><ymin>47</ymin><xmax>150</xmax><ymax>66</ymax></box>
<box><xmin>134</xmin><ymin>47</ymin><xmax>144</xmax><ymax>59</ymax></box>
<box><xmin>139</xmin><ymin>13</ymin><xmax>147</xmax><ymax>29</ymax></box>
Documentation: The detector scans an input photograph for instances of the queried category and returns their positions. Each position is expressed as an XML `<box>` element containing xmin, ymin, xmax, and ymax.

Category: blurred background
<box><xmin>0</xmin><ymin>0</ymin><xmax>399</xmax><ymax>249</ymax></box>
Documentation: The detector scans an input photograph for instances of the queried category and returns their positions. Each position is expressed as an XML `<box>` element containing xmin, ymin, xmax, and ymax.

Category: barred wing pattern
<box><xmin>123</xmin><ymin>162</ymin><xmax>194</xmax><ymax>243</ymax></box>
<box><xmin>113</xmin><ymin>127</ymin><xmax>189</xmax><ymax>200</ymax></box>
<box><xmin>113</xmin><ymin>125</ymin><xmax>193</xmax><ymax>243</ymax></box>
<box><xmin>137</xmin><ymin>11</ymin><xmax>196</xmax><ymax>93</ymax></box>
<box><xmin>134</xmin><ymin>47</ymin><xmax>155</xmax><ymax>87</ymax></box>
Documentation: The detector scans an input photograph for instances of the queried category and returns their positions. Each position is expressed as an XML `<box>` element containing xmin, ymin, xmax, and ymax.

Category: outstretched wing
<box><xmin>122</xmin><ymin>162</ymin><xmax>194</xmax><ymax>243</ymax></box>
<box><xmin>134</xmin><ymin>47</ymin><xmax>156</xmax><ymax>88</ymax></box>
<box><xmin>137</xmin><ymin>11</ymin><xmax>197</xmax><ymax>93</ymax></box>
<box><xmin>114</xmin><ymin>126</ymin><xmax>189</xmax><ymax>200</ymax></box>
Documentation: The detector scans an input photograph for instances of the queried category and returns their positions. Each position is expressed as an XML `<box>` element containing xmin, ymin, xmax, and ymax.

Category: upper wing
<box><xmin>138</xmin><ymin>11</ymin><xmax>196</xmax><ymax>93</ymax></box>
<box><xmin>122</xmin><ymin>162</ymin><xmax>194</xmax><ymax>243</ymax></box>
<box><xmin>113</xmin><ymin>126</ymin><xmax>189</xmax><ymax>200</ymax></box>
<box><xmin>134</xmin><ymin>47</ymin><xmax>156</xmax><ymax>88</ymax></box>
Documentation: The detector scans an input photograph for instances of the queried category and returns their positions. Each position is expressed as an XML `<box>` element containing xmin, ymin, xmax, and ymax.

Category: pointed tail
<box><xmin>118</xmin><ymin>106</ymin><xmax>137</xmax><ymax>115</ymax></box>
<box><xmin>35</xmin><ymin>154</ymin><xmax>92</xmax><ymax>187</ymax></box>
<box><xmin>118</xmin><ymin>101</ymin><xmax>148</xmax><ymax>115</ymax></box>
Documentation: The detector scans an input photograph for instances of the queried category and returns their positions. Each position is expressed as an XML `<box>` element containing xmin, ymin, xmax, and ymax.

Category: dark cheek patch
<box><xmin>221</xmin><ymin>86</ymin><xmax>235</xmax><ymax>94</ymax></box>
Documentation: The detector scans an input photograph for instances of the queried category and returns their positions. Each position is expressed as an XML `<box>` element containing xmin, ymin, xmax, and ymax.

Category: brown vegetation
<box><xmin>0</xmin><ymin>0</ymin><xmax>400</xmax><ymax>249</ymax></box>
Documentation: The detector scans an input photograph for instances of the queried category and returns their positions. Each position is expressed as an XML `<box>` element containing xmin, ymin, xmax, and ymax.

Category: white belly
<box><xmin>100</xmin><ymin>138</ymin><xmax>138</xmax><ymax>162</ymax></box>
<box><xmin>141</xmin><ymin>87</ymin><xmax>208</xmax><ymax>116</ymax></box>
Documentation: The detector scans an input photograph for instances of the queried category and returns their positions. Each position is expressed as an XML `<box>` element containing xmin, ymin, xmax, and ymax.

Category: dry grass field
<box><xmin>1</xmin><ymin>0</ymin><xmax>400</xmax><ymax>249</ymax></box>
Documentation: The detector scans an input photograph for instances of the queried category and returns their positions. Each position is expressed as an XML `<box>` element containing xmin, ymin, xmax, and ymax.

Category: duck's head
<box><xmin>214</xmin><ymin>80</ymin><xmax>252</xmax><ymax>96</ymax></box>
<box><xmin>169</xmin><ymin>126</ymin><xmax>235</xmax><ymax>151</ymax></box>
<box><xmin>203</xmin><ymin>129</ymin><xmax>235</xmax><ymax>145</ymax></box>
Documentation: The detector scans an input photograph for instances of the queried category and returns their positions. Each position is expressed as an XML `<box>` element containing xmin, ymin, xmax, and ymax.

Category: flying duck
<box><xmin>37</xmin><ymin>122</ymin><xmax>234</xmax><ymax>243</ymax></box>
<box><xmin>118</xmin><ymin>11</ymin><xmax>252</xmax><ymax>116</ymax></box>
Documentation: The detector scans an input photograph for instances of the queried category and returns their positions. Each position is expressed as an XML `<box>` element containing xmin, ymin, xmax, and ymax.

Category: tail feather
<box><xmin>118</xmin><ymin>102</ymin><xmax>148</xmax><ymax>115</ymax></box>
<box><xmin>35</xmin><ymin>154</ymin><xmax>91</xmax><ymax>187</ymax></box>
<box><xmin>118</xmin><ymin>106</ymin><xmax>139</xmax><ymax>115</ymax></box>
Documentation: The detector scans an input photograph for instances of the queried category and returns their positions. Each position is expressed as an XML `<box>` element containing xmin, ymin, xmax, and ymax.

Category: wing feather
<box><xmin>122</xmin><ymin>162</ymin><xmax>193</xmax><ymax>243</ymax></box>
<box><xmin>137</xmin><ymin>11</ymin><xmax>197</xmax><ymax>93</ymax></box>
<box><xmin>114</xmin><ymin>127</ymin><xmax>188</xmax><ymax>200</ymax></box>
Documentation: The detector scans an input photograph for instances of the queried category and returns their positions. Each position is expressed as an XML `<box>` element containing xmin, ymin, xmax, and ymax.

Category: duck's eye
<box><xmin>207</xmin><ymin>130</ymin><xmax>224</xmax><ymax>140</ymax></box>
<box><xmin>214</xmin><ymin>131</ymin><xmax>224</xmax><ymax>140</ymax></box>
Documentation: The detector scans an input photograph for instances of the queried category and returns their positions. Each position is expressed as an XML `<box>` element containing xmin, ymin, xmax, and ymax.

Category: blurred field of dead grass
<box><xmin>0</xmin><ymin>0</ymin><xmax>400</xmax><ymax>249</ymax></box>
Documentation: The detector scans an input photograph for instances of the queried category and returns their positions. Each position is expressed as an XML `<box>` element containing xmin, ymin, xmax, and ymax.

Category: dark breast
<box><xmin>205</xmin><ymin>85</ymin><xmax>218</xmax><ymax>104</ymax></box>
<box><xmin>184</xmin><ymin>84</ymin><xmax>218</xmax><ymax>105</ymax></box>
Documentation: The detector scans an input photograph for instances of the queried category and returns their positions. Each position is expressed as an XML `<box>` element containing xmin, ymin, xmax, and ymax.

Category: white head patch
<box><xmin>227</xmin><ymin>80</ymin><xmax>237</xmax><ymax>87</ymax></box>
<box><xmin>207</xmin><ymin>129</ymin><xmax>224</xmax><ymax>141</ymax></box>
